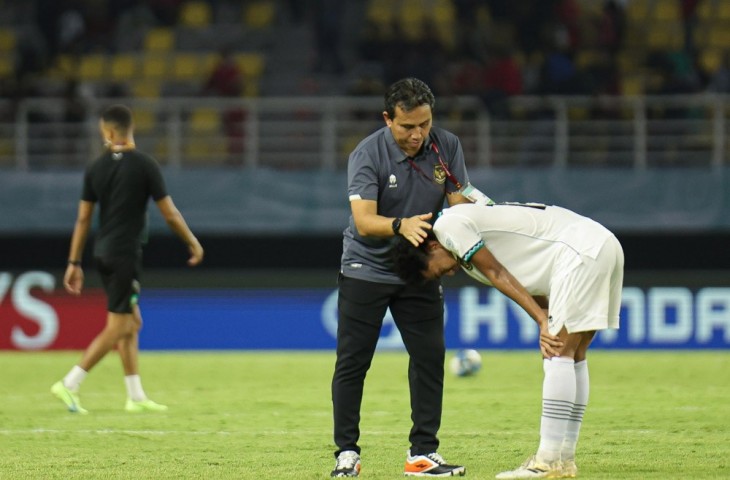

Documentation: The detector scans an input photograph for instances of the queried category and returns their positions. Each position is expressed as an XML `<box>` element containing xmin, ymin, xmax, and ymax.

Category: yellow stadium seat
<box><xmin>78</xmin><ymin>55</ymin><xmax>107</xmax><ymax>80</ymax></box>
<box><xmin>653</xmin><ymin>0</ymin><xmax>680</xmax><ymax>21</ymax></box>
<box><xmin>696</xmin><ymin>0</ymin><xmax>713</xmax><ymax>20</ymax></box>
<box><xmin>576</xmin><ymin>50</ymin><xmax>602</xmax><ymax>69</ymax></box>
<box><xmin>647</xmin><ymin>26</ymin><xmax>683</xmax><ymax>49</ymax></box>
<box><xmin>367</xmin><ymin>0</ymin><xmax>393</xmax><ymax>24</ymax></box>
<box><xmin>133</xmin><ymin>109</ymin><xmax>156</xmax><ymax>133</ymax></box>
<box><xmin>189</xmin><ymin>108</ymin><xmax>221</xmax><ymax>133</ymax></box>
<box><xmin>172</xmin><ymin>54</ymin><xmax>203</xmax><ymax>80</ymax></box>
<box><xmin>200</xmin><ymin>53</ymin><xmax>219</xmax><ymax>74</ymax></box>
<box><xmin>141</xmin><ymin>55</ymin><xmax>169</xmax><ymax>79</ymax></box>
<box><xmin>144</xmin><ymin>28</ymin><xmax>175</xmax><ymax>52</ymax></box>
<box><xmin>131</xmin><ymin>80</ymin><xmax>161</xmax><ymax>98</ymax></box>
<box><xmin>708</xmin><ymin>28</ymin><xmax>730</xmax><ymax>49</ymax></box>
<box><xmin>0</xmin><ymin>56</ymin><xmax>12</xmax><ymax>76</ymax></box>
<box><xmin>0</xmin><ymin>29</ymin><xmax>16</xmax><ymax>53</ymax></box>
<box><xmin>627</xmin><ymin>0</ymin><xmax>650</xmax><ymax>21</ymax></box>
<box><xmin>184</xmin><ymin>136</ymin><xmax>227</xmax><ymax>164</ymax></box>
<box><xmin>244</xmin><ymin>1</ymin><xmax>276</xmax><ymax>29</ymax></box>
<box><xmin>700</xmin><ymin>49</ymin><xmax>722</xmax><ymax>72</ymax></box>
<box><xmin>621</xmin><ymin>75</ymin><xmax>644</xmax><ymax>96</ymax></box>
<box><xmin>234</xmin><ymin>53</ymin><xmax>265</xmax><ymax>78</ymax></box>
<box><xmin>179</xmin><ymin>1</ymin><xmax>212</xmax><ymax>28</ymax></box>
<box><xmin>718</xmin><ymin>1</ymin><xmax>730</xmax><ymax>20</ymax></box>
<box><xmin>109</xmin><ymin>54</ymin><xmax>138</xmax><ymax>81</ymax></box>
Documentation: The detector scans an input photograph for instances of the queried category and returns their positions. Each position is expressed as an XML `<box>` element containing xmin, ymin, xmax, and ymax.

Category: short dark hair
<box><xmin>391</xmin><ymin>233</ymin><xmax>434</xmax><ymax>285</ymax></box>
<box><xmin>101</xmin><ymin>104</ymin><xmax>133</xmax><ymax>132</ymax></box>
<box><xmin>384</xmin><ymin>77</ymin><xmax>435</xmax><ymax>119</ymax></box>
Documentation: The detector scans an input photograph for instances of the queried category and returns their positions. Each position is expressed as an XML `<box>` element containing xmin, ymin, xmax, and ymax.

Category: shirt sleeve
<box><xmin>81</xmin><ymin>165</ymin><xmax>97</xmax><ymax>202</ymax></box>
<box><xmin>433</xmin><ymin>213</ymin><xmax>483</xmax><ymax>262</ymax></box>
<box><xmin>347</xmin><ymin>148</ymin><xmax>379</xmax><ymax>202</ymax></box>
<box><xmin>146</xmin><ymin>157</ymin><xmax>168</xmax><ymax>201</ymax></box>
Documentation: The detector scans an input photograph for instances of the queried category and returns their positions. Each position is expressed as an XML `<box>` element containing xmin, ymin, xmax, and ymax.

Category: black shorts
<box><xmin>95</xmin><ymin>255</ymin><xmax>142</xmax><ymax>314</ymax></box>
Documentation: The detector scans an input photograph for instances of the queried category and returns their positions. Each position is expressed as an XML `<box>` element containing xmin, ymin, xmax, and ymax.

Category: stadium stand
<box><xmin>0</xmin><ymin>0</ymin><xmax>728</xmax><ymax>169</ymax></box>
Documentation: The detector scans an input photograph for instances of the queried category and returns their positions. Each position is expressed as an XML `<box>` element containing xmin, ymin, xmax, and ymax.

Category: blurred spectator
<box><xmin>83</xmin><ymin>2</ymin><xmax>116</xmax><ymax>53</ymax></box>
<box><xmin>148</xmin><ymin>0</ymin><xmax>182</xmax><ymax>26</ymax></box>
<box><xmin>114</xmin><ymin>1</ymin><xmax>157</xmax><ymax>51</ymax></box>
<box><xmin>58</xmin><ymin>6</ymin><xmax>86</xmax><ymax>55</ymax></box>
<box><xmin>680</xmin><ymin>0</ymin><xmax>703</xmax><ymax>55</ymax></box>
<box><xmin>453</xmin><ymin>0</ymin><xmax>481</xmax><ymax>28</ymax></box>
<box><xmin>554</xmin><ymin>0</ymin><xmax>582</xmax><ymax>51</ymax></box>
<box><xmin>202</xmin><ymin>48</ymin><xmax>243</xmax><ymax>96</ymax></box>
<box><xmin>597</xmin><ymin>0</ymin><xmax>626</xmax><ymax>60</ymax></box>
<box><xmin>14</xmin><ymin>29</ymin><xmax>48</xmax><ymax>82</ymax></box>
<box><xmin>540</xmin><ymin>30</ymin><xmax>589</xmax><ymax>94</ymax></box>
<box><xmin>513</xmin><ymin>0</ymin><xmax>555</xmax><ymax>56</ymax></box>
<box><xmin>202</xmin><ymin>48</ymin><xmax>246</xmax><ymax>164</ymax></box>
<box><xmin>384</xmin><ymin>18</ymin><xmax>446</xmax><ymax>89</ymax></box>
<box><xmin>312</xmin><ymin>0</ymin><xmax>345</xmax><ymax>74</ymax></box>
<box><xmin>480</xmin><ymin>47</ymin><xmax>523</xmax><ymax>117</ymax></box>
<box><xmin>358</xmin><ymin>18</ymin><xmax>388</xmax><ymax>67</ymax></box>
<box><xmin>61</xmin><ymin>79</ymin><xmax>88</xmax><ymax>165</ymax></box>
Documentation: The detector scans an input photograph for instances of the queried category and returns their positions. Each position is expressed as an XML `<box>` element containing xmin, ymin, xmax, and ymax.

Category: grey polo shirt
<box><xmin>341</xmin><ymin>125</ymin><xmax>470</xmax><ymax>284</ymax></box>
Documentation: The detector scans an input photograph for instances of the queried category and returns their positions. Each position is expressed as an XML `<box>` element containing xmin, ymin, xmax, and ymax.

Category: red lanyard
<box><xmin>406</xmin><ymin>141</ymin><xmax>462</xmax><ymax>190</ymax></box>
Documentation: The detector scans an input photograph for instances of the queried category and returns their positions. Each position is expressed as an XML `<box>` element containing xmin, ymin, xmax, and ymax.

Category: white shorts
<box><xmin>547</xmin><ymin>235</ymin><xmax>624</xmax><ymax>335</ymax></box>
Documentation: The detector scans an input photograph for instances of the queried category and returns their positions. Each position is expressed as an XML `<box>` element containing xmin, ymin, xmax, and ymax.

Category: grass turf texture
<box><xmin>0</xmin><ymin>351</ymin><xmax>727</xmax><ymax>479</ymax></box>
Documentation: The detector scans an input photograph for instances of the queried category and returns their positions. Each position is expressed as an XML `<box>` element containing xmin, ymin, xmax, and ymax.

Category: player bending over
<box><xmin>392</xmin><ymin>202</ymin><xmax>624</xmax><ymax>479</ymax></box>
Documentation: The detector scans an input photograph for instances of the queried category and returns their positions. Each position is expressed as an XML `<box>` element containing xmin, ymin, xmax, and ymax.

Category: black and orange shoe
<box><xmin>404</xmin><ymin>450</ymin><xmax>466</xmax><ymax>477</ymax></box>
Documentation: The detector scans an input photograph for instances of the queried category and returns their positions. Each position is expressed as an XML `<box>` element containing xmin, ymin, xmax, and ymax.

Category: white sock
<box><xmin>537</xmin><ymin>357</ymin><xmax>576</xmax><ymax>463</ymax></box>
<box><xmin>562</xmin><ymin>360</ymin><xmax>589</xmax><ymax>461</ymax></box>
<box><xmin>124</xmin><ymin>375</ymin><xmax>147</xmax><ymax>402</ymax></box>
<box><xmin>63</xmin><ymin>366</ymin><xmax>88</xmax><ymax>392</ymax></box>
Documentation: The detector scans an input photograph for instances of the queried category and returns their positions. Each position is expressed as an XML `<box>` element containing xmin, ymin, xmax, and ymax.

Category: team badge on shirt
<box><xmin>433</xmin><ymin>164</ymin><xmax>446</xmax><ymax>184</ymax></box>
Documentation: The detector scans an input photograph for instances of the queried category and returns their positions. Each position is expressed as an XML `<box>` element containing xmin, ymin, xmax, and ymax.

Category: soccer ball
<box><xmin>449</xmin><ymin>349</ymin><xmax>482</xmax><ymax>377</ymax></box>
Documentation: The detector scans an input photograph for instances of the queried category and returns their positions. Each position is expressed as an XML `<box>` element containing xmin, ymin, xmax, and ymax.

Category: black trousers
<box><xmin>332</xmin><ymin>274</ymin><xmax>445</xmax><ymax>457</ymax></box>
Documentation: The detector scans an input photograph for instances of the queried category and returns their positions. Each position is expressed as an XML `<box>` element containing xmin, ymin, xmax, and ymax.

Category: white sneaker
<box><xmin>495</xmin><ymin>455</ymin><xmax>562</xmax><ymax>479</ymax></box>
<box><xmin>331</xmin><ymin>450</ymin><xmax>361</xmax><ymax>477</ymax></box>
<box><xmin>560</xmin><ymin>459</ymin><xmax>578</xmax><ymax>478</ymax></box>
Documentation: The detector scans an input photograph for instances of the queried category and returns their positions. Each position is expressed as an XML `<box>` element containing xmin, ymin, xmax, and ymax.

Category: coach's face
<box><xmin>384</xmin><ymin>104</ymin><xmax>432</xmax><ymax>157</ymax></box>
<box><xmin>422</xmin><ymin>241</ymin><xmax>460</xmax><ymax>280</ymax></box>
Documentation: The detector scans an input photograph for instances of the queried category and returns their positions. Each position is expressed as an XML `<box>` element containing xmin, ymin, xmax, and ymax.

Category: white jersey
<box><xmin>433</xmin><ymin>203</ymin><xmax>615</xmax><ymax>295</ymax></box>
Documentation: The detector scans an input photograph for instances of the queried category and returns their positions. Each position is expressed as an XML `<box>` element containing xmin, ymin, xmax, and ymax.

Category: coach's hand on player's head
<box><xmin>187</xmin><ymin>240</ymin><xmax>204</xmax><ymax>266</ymax></box>
<box><xmin>401</xmin><ymin>213</ymin><xmax>433</xmax><ymax>247</ymax></box>
<box><xmin>63</xmin><ymin>264</ymin><xmax>84</xmax><ymax>295</ymax></box>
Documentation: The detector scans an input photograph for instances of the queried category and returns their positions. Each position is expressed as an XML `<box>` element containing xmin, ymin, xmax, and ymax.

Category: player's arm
<box><xmin>469</xmin><ymin>247</ymin><xmax>562</xmax><ymax>357</ymax></box>
<box><xmin>350</xmin><ymin>199</ymin><xmax>433</xmax><ymax>247</ymax></box>
<box><xmin>155</xmin><ymin>196</ymin><xmax>204</xmax><ymax>266</ymax></box>
<box><xmin>64</xmin><ymin>200</ymin><xmax>95</xmax><ymax>295</ymax></box>
<box><xmin>533</xmin><ymin>295</ymin><xmax>550</xmax><ymax>321</ymax></box>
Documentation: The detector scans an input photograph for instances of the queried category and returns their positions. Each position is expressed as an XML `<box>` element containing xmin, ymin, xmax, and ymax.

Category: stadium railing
<box><xmin>1</xmin><ymin>94</ymin><xmax>728</xmax><ymax>170</ymax></box>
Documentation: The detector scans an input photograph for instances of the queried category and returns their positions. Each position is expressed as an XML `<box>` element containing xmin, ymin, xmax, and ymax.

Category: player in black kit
<box><xmin>51</xmin><ymin>104</ymin><xmax>204</xmax><ymax>414</ymax></box>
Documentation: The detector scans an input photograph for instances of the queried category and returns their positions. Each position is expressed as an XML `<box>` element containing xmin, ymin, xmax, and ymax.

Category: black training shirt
<box><xmin>81</xmin><ymin>149</ymin><xmax>168</xmax><ymax>257</ymax></box>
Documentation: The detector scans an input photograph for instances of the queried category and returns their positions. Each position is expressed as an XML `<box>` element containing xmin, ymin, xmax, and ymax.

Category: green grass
<box><xmin>0</xmin><ymin>350</ymin><xmax>728</xmax><ymax>479</ymax></box>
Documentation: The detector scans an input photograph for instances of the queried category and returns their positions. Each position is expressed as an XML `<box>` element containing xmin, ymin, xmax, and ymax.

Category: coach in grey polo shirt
<box><xmin>330</xmin><ymin>78</ymin><xmax>473</xmax><ymax>478</ymax></box>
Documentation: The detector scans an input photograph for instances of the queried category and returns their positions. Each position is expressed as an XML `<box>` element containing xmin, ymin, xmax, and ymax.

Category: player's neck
<box><xmin>107</xmin><ymin>140</ymin><xmax>135</xmax><ymax>152</ymax></box>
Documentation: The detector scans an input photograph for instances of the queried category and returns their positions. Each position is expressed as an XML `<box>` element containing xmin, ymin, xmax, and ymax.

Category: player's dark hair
<box><xmin>384</xmin><ymin>77</ymin><xmax>435</xmax><ymax>119</ymax></box>
<box><xmin>391</xmin><ymin>231</ymin><xmax>436</xmax><ymax>285</ymax></box>
<box><xmin>101</xmin><ymin>104</ymin><xmax>133</xmax><ymax>132</ymax></box>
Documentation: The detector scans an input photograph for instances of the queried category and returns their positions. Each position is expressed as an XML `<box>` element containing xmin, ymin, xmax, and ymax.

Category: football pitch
<box><xmin>0</xmin><ymin>350</ymin><xmax>727</xmax><ymax>479</ymax></box>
